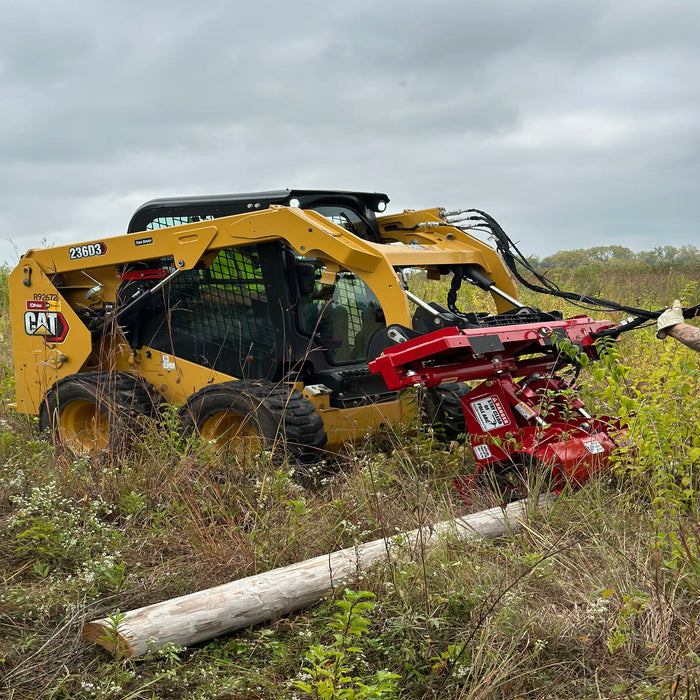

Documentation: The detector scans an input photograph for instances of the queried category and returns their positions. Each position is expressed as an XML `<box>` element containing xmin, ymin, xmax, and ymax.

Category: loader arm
<box><xmin>377</xmin><ymin>207</ymin><xmax>519</xmax><ymax>313</ymax></box>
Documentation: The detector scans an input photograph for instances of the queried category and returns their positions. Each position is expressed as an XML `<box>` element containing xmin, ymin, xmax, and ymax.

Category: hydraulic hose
<box><xmin>449</xmin><ymin>209</ymin><xmax>699</xmax><ymax>331</ymax></box>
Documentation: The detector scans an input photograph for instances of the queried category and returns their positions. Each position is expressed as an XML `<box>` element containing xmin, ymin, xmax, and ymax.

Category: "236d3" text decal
<box><xmin>69</xmin><ymin>242</ymin><xmax>107</xmax><ymax>260</ymax></box>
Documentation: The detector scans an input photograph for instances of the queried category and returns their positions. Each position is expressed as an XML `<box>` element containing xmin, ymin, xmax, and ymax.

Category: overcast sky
<box><xmin>1</xmin><ymin>0</ymin><xmax>699</xmax><ymax>265</ymax></box>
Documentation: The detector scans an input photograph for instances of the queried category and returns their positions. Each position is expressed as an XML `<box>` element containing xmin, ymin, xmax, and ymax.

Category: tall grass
<box><xmin>0</xmin><ymin>266</ymin><xmax>699</xmax><ymax>699</ymax></box>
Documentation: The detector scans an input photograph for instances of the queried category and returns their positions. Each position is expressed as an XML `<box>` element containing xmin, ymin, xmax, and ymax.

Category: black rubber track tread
<box><xmin>178</xmin><ymin>380</ymin><xmax>327</xmax><ymax>464</ymax></box>
<box><xmin>39</xmin><ymin>371</ymin><xmax>161</xmax><ymax>453</ymax></box>
<box><xmin>423</xmin><ymin>382</ymin><xmax>471</xmax><ymax>439</ymax></box>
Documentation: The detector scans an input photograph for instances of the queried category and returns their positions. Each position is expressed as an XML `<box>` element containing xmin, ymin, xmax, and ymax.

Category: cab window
<box><xmin>313</xmin><ymin>206</ymin><xmax>373</xmax><ymax>240</ymax></box>
<box><xmin>296</xmin><ymin>259</ymin><xmax>385</xmax><ymax>363</ymax></box>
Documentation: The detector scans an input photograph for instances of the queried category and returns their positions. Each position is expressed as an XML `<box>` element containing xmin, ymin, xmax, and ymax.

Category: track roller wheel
<box><xmin>423</xmin><ymin>382</ymin><xmax>471</xmax><ymax>439</ymax></box>
<box><xmin>177</xmin><ymin>380</ymin><xmax>327</xmax><ymax>464</ymax></box>
<box><xmin>39</xmin><ymin>372</ymin><xmax>160</xmax><ymax>456</ymax></box>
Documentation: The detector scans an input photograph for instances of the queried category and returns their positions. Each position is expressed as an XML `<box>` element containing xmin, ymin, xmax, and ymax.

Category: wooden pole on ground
<box><xmin>83</xmin><ymin>496</ymin><xmax>548</xmax><ymax>657</ymax></box>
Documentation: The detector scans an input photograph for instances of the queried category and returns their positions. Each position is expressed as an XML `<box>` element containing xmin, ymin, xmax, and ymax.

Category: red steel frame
<box><xmin>369</xmin><ymin>316</ymin><xmax>629</xmax><ymax>499</ymax></box>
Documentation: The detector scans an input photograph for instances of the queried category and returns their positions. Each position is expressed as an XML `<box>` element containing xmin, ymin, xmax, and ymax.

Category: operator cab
<box><xmin>122</xmin><ymin>190</ymin><xmax>389</xmax><ymax>396</ymax></box>
<box><xmin>120</xmin><ymin>191</ymin><xmax>395</xmax><ymax>405</ymax></box>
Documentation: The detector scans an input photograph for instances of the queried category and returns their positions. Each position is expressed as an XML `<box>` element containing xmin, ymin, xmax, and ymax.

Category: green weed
<box><xmin>293</xmin><ymin>589</ymin><xmax>400</xmax><ymax>699</ymax></box>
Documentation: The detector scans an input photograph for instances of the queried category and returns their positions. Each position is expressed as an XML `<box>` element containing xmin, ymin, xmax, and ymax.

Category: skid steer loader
<box><xmin>8</xmin><ymin>189</ymin><xmax>634</xmax><ymax>493</ymax></box>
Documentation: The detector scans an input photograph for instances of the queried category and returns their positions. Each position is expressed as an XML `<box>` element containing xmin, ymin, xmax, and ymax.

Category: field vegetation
<box><xmin>1</xmin><ymin>259</ymin><xmax>699</xmax><ymax>699</ymax></box>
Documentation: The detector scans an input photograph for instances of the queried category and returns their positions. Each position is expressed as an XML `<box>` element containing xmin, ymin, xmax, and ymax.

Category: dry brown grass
<box><xmin>1</xmin><ymin>264</ymin><xmax>699</xmax><ymax>698</ymax></box>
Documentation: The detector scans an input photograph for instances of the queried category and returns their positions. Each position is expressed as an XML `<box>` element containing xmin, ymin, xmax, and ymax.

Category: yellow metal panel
<box><xmin>8</xmin><ymin>260</ymin><xmax>93</xmax><ymax>413</ymax></box>
<box><xmin>377</xmin><ymin>207</ymin><xmax>519</xmax><ymax>313</ymax></box>
<box><xmin>129</xmin><ymin>347</ymin><xmax>237</xmax><ymax>404</ymax></box>
<box><xmin>317</xmin><ymin>395</ymin><xmax>415</xmax><ymax>451</ymax></box>
<box><xmin>376</xmin><ymin>245</ymin><xmax>489</xmax><ymax>268</ymax></box>
<box><xmin>20</xmin><ymin>225</ymin><xmax>218</xmax><ymax>274</ymax></box>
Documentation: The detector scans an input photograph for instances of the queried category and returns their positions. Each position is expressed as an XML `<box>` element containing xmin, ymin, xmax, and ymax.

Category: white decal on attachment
<box><xmin>161</xmin><ymin>355</ymin><xmax>176</xmax><ymax>370</ymax></box>
<box><xmin>514</xmin><ymin>401</ymin><xmax>537</xmax><ymax>420</ymax></box>
<box><xmin>470</xmin><ymin>396</ymin><xmax>511</xmax><ymax>432</ymax></box>
<box><xmin>473</xmin><ymin>444</ymin><xmax>493</xmax><ymax>460</ymax></box>
<box><xmin>583</xmin><ymin>439</ymin><xmax>605</xmax><ymax>454</ymax></box>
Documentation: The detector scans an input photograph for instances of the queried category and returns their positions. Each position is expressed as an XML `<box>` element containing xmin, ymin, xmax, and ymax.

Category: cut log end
<box><xmin>82</xmin><ymin>621</ymin><xmax>135</xmax><ymax>658</ymax></box>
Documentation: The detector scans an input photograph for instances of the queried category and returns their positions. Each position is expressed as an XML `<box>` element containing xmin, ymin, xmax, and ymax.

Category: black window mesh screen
<box><xmin>160</xmin><ymin>246</ymin><xmax>278</xmax><ymax>376</ymax></box>
<box><xmin>147</xmin><ymin>215</ymin><xmax>215</xmax><ymax>230</ymax></box>
<box><xmin>334</xmin><ymin>276</ymin><xmax>366</xmax><ymax>349</ymax></box>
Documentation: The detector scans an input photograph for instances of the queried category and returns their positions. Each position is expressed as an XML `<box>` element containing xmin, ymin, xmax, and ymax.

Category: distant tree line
<box><xmin>528</xmin><ymin>245</ymin><xmax>700</xmax><ymax>270</ymax></box>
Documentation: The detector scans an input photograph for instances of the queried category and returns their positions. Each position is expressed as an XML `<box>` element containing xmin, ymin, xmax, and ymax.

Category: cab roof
<box><xmin>127</xmin><ymin>189</ymin><xmax>390</xmax><ymax>234</ymax></box>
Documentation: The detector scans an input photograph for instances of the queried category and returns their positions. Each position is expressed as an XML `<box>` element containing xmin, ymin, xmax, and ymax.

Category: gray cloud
<box><xmin>1</xmin><ymin>0</ymin><xmax>699</xmax><ymax>264</ymax></box>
